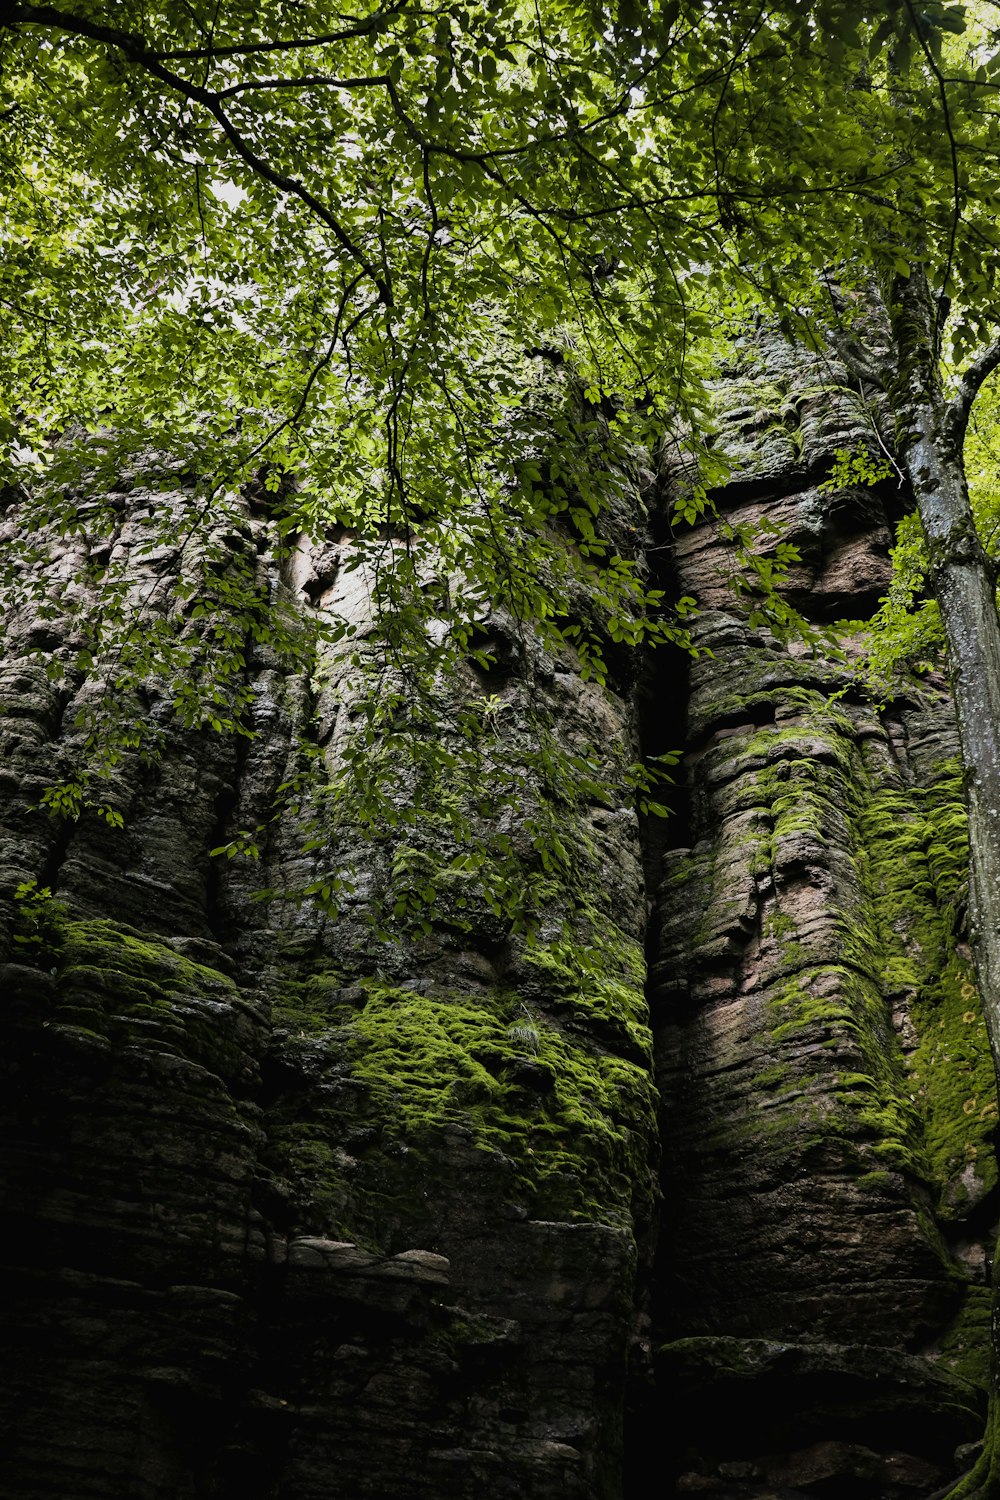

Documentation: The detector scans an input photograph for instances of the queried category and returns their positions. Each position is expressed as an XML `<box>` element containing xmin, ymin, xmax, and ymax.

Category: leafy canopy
<box><xmin>2</xmin><ymin>0</ymin><xmax>998</xmax><ymax>923</ymax></box>
<box><xmin>9</xmin><ymin>1</ymin><xmax>983</xmax><ymax>521</ymax></box>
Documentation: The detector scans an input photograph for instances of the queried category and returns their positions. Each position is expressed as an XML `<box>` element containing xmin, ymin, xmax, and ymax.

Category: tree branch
<box><xmin>149</xmin><ymin>5</ymin><xmax>415</xmax><ymax>61</ymax></box>
<box><xmin>213</xmin><ymin>72</ymin><xmax>391</xmax><ymax>101</ymax></box>
<box><xmin>947</xmin><ymin>336</ymin><xmax>1000</xmax><ymax>446</ymax></box>
<box><xmin>7</xmin><ymin>2</ymin><xmax>417</xmax><ymax>60</ymax></box>
<box><xmin>826</xmin><ymin>334</ymin><xmax>888</xmax><ymax>390</ymax></box>
<box><xmin>819</xmin><ymin>279</ymin><xmax>892</xmax><ymax>391</ymax></box>
<box><xmin>3</xmin><ymin>3</ymin><xmax>393</xmax><ymax>305</ymax></box>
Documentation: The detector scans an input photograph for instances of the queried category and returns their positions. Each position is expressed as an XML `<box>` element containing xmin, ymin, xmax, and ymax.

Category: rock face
<box><xmin>0</xmin><ymin>338</ymin><xmax>995</xmax><ymax>1499</ymax></box>
<box><xmin>648</xmin><ymin>347</ymin><xmax>995</xmax><ymax>1497</ymax></box>
<box><xmin>0</xmin><ymin>432</ymin><xmax>656</xmax><ymax>1500</ymax></box>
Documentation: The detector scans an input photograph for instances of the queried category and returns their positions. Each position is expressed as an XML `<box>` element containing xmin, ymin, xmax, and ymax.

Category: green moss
<box><xmin>851</xmin><ymin>755</ymin><xmax>997</xmax><ymax>1400</ymax></box>
<box><xmin>260</xmin><ymin>798</ymin><xmax>659</xmax><ymax>1241</ymax></box>
<box><xmin>935</xmin><ymin>1285</ymin><xmax>993</xmax><ymax>1390</ymax></box>
<box><xmin>30</xmin><ymin>917</ymin><xmax>261</xmax><ymax>1084</ymax></box>
<box><xmin>855</xmin><ymin>1169</ymin><xmax>894</xmax><ymax>1193</ymax></box>
<box><xmin>769</xmin><ymin>968</ymin><xmax>862</xmax><ymax>1041</ymax></box>
<box><xmin>271</xmin><ymin>1131</ymin><xmax>356</xmax><ymax>1226</ymax></box>
<box><xmin>348</xmin><ymin>982</ymin><xmax>654</xmax><ymax>1225</ymax></box>
<box><xmin>273</xmin><ymin>967</ymin><xmax>350</xmax><ymax>1030</ymax></box>
<box><xmin>517</xmin><ymin>926</ymin><xmax>652</xmax><ymax>1060</ymax></box>
<box><xmin>58</xmin><ymin>919</ymin><xmax>237</xmax><ymax>998</ymax></box>
<box><xmin>911</xmin><ymin>952</ymin><xmax>997</xmax><ymax>1204</ymax></box>
<box><xmin>711</xmin><ymin>690</ymin><xmax>992</xmax><ymax>1208</ymax></box>
<box><xmin>269</xmin><ymin>917</ymin><xmax>657</xmax><ymax>1239</ymax></box>
<box><xmin>751</xmin><ymin>1062</ymin><xmax>790</xmax><ymax>1089</ymax></box>
<box><xmin>746</xmin><ymin>731</ymin><xmax>996</xmax><ymax>1231</ymax></box>
<box><xmin>859</xmin><ymin>762</ymin><xmax>997</xmax><ymax>1219</ymax></box>
<box><xmin>683</xmin><ymin>641</ymin><xmax>994</xmax><ymax>1397</ymax></box>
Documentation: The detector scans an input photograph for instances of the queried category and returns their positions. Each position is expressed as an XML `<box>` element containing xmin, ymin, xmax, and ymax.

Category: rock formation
<box><xmin>0</xmin><ymin>335</ymin><xmax>995</xmax><ymax>1498</ymax></box>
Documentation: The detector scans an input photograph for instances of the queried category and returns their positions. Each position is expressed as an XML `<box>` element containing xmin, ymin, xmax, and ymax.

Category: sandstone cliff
<box><xmin>0</xmin><ymin>337</ymin><xmax>994</xmax><ymax>1499</ymax></box>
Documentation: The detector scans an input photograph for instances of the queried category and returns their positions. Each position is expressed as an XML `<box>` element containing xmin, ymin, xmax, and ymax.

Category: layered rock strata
<box><xmin>649</xmin><ymin>349</ymin><xmax>996</xmax><ymax>1497</ymax></box>
<box><xmin>0</xmin><ymin>341</ymin><xmax>996</xmax><ymax>1499</ymax></box>
<box><xmin>0</xmin><ymin>443</ymin><xmax>655</xmax><ymax>1500</ymax></box>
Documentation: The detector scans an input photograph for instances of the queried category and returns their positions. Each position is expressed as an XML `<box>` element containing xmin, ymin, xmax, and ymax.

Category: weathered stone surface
<box><xmin>0</xmin><ymin>333</ymin><xmax>995</xmax><ymax>1499</ymax></box>
<box><xmin>643</xmin><ymin>334</ymin><xmax>996</xmax><ymax>1497</ymax></box>
<box><xmin>0</xmin><ymin>444</ymin><xmax>656</xmax><ymax>1499</ymax></box>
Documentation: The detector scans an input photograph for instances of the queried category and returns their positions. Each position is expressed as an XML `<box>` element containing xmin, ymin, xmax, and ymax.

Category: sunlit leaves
<box><xmin>3</xmin><ymin>0</ymin><xmax>998</xmax><ymax>931</ymax></box>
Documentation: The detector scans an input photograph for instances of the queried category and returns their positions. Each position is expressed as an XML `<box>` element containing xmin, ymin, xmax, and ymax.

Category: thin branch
<box><xmin>814</xmin><ymin>270</ymin><xmax>895</xmax><ymax>390</ymax></box>
<box><xmin>0</xmin><ymin>291</ymin><xmax>62</xmax><ymax>327</ymax></box>
<box><xmin>141</xmin><ymin>5</ymin><xmax>417</xmax><ymax>60</ymax></box>
<box><xmin>708</xmin><ymin>2</ymin><xmax>768</xmax><ymax>221</ymax></box>
<box><xmin>91</xmin><ymin>275</ymin><xmax>378</xmax><ymax>709</ymax></box>
<box><xmin>193</xmin><ymin>162</ymin><xmax>208</xmax><ymax>253</ymax></box>
<box><xmin>214</xmin><ymin>72</ymin><xmax>391</xmax><ymax>100</ymax></box>
<box><xmin>900</xmin><ymin>0</ymin><xmax>962</xmax><ymax>301</ymax></box>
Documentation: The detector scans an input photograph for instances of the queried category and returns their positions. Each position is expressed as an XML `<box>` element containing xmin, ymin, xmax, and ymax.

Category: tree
<box><xmin>0</xmin><ymin>0</ymin><xmax>888</xmax><ymax>920</ymax></box>
<box><xmin>6</xmin><ymin>1</ymin><xmax>1000</xmax><ymax>1487</ymax></box>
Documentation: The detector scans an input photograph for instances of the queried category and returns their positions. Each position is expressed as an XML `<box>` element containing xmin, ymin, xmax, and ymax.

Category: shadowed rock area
<box><xmin>0</xmin><ymin>335</ymin><xmax>996</xmax><ymax>1498</ymax></box>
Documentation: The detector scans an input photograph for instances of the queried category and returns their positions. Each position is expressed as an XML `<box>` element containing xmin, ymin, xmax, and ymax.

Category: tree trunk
<box><xmin>889</xmin><ymin>269</ymin><xmax>1000</xmax><ymax>1498</ymax></box>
